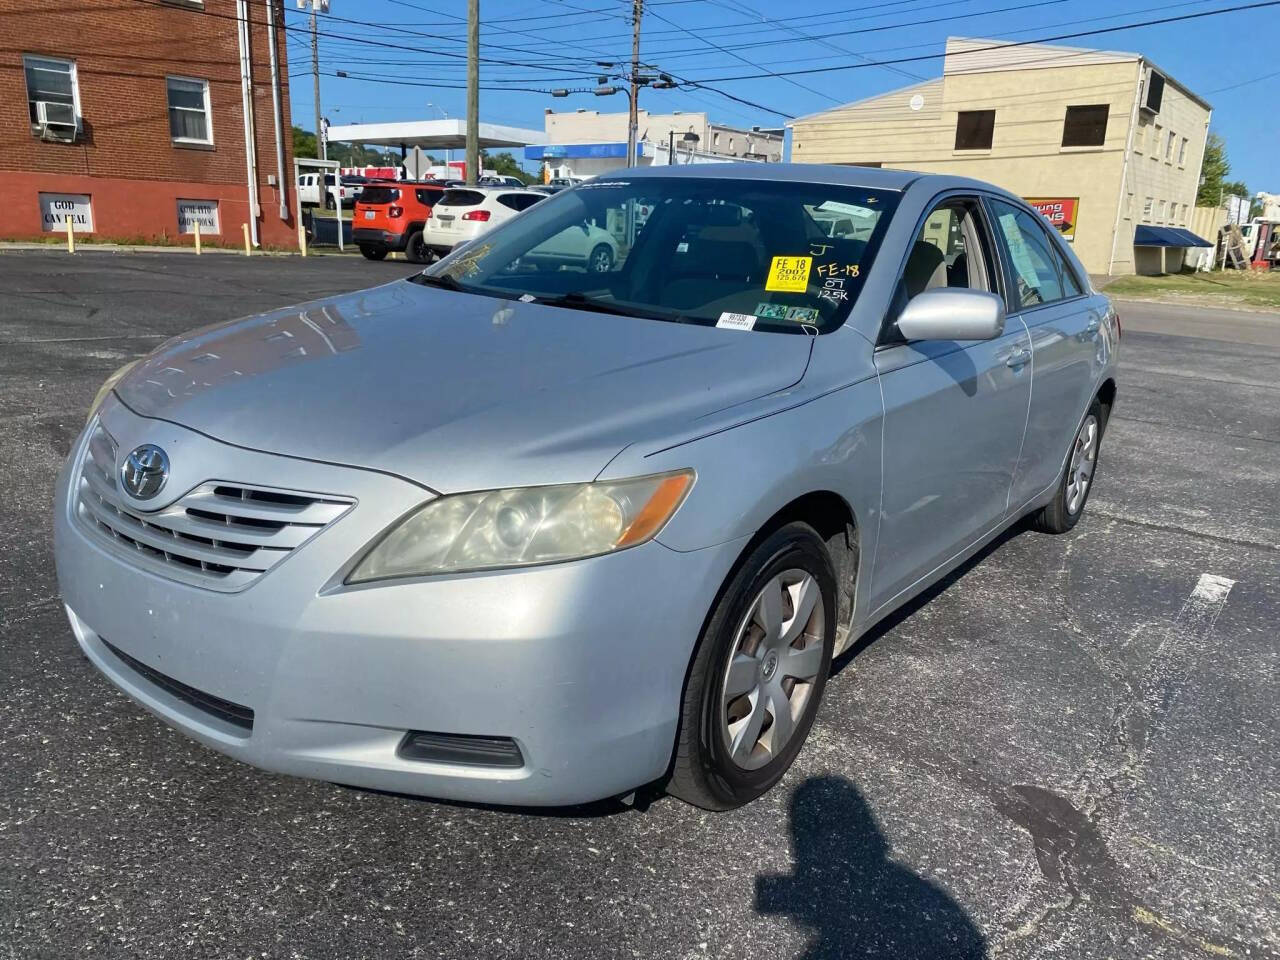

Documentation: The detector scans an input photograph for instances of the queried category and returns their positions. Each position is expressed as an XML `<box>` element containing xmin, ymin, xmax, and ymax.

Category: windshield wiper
<box><xmin>530</xmin><ymin>291</ymin><xmax>664</xmax><ymax>320</ymax></box>
<box><xmin>410</xmin><ymin>272</ymin><xmax>467</xmax><ymax>291</ymax></box>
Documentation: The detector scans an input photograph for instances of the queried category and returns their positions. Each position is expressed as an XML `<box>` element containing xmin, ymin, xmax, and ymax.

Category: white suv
<box><xmin>424</xmin><ymin>188</ymin><xmax>543</xmax><ymax>256</ymax></box>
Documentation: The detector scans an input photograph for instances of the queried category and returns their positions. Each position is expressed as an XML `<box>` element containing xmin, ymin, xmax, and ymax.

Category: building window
<box><xmin>1181</xmin><ymin>203</ymin><xmax>1189</xmax><ymax>225</ymax></box>
<box><xmin>1061</xmin><ymin>104</ymin><xmax>1108</xmax><ymax>147</ymax></box>
<box><xmin>166</xmin><ymin>76</ymin><xmax>212</xmax><ymax>145</ymax></box>
<box><xmin>1178</xmin><ymin>136</ymin><xmax>1188</xmax><ymax>166</ymax></box>
<box><xmin>23</xmin><ymin>55</ymin><xmax>80</xmax><ymax>129</ymax></box>
<box><xmin>1157</xmin><ymin>200</ymin><xmax>1166</xmax><ymax>221</ymax></box>
<box><xmin>954</xmin><ymin>110</ymin><xmax>994</xmax><ymax>150</ymax></box>
<box><xmin>1152</xmin><ymin>124</ymin><xmax>1162</xmax><ymax>159</ymax></box>
<box><xmin>1143</xmin><ymin>197</ymin><xmax>1153</xmax><ymax>220</ymax></box>
<box><xmin>1165</xmin><ymin>130</ymin><xmax>1175</xmax><ymax>162</ymax></box>
<box><xmin>1125</xmin><ymin>193</ymin><xmax>1134</xmax><ymax>219</ymax></box>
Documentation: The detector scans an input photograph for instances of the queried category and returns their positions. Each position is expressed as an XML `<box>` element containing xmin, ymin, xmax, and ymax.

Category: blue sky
<box><xmin>283</xmin><ymin>0</ymin><xmax>1279</xmax><ymax>188</ymax></box>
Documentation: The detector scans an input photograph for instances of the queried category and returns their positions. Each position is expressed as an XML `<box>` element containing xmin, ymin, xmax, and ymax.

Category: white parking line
<box><xmin>1141</xmin><ymin>573</ymin><xmax>1237</xmax><ymax>719</ymax></box>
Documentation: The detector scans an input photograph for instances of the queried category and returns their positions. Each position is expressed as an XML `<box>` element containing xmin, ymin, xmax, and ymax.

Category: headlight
<box><xmin>86</xmin><ymin>359</ymin><xmax>139</xmax><ymax>424</ymax></box>
<box><xmin>347</xmin><ymin>470</ymin><xmax>694</xmax><ymax>583</ymax></box>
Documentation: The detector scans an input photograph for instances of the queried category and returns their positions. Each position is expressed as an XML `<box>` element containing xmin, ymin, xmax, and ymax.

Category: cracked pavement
<box><xmin>0</xmin><ymin>252</ymin><xmax>1276</xmax><ymax>959</ymax></box>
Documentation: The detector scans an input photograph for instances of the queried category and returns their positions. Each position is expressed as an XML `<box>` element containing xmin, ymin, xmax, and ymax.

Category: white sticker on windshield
<box><xmin>716</xmin><ymin>312</ymin><xmax>757</xmax><ymax>331</ymax></box>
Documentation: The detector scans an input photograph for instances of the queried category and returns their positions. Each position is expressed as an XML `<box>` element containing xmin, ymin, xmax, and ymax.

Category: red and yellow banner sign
<box><xmin>1024</xmin><ymin>197</ymin><xmax>1079</xmax><ymax>241</ymax></box>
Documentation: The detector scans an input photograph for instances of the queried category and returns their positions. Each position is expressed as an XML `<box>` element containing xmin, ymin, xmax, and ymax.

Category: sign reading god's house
<box><xmin>177</xmin><ymin>199</ymin><xmax>220</xmax><ymax>235</ymax></box>
<box><xmin>1024</xmin><ymin>197</ymin><xmax>1079</xmax><ymax>241</ymax></box>
<box><xmin>39</xmin><ymin>193</ymin><xmax>94</xmax><ymax>233</ymax></box>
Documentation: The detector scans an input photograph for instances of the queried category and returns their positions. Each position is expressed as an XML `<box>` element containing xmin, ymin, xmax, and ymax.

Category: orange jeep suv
<box><xmin>353</xmin><ymin>181</ymin><xmax>444</xmax><ymax>263</ymax></box>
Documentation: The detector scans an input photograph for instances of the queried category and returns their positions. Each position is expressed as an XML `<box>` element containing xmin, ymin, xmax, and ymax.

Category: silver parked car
<box><xmin>54</xmin><ymin>166</ymin><xmax>1118</xmax><ymax>810</ymax></box>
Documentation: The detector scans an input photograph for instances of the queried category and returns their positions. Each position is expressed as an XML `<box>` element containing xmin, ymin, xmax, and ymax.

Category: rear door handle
<box><xmin>1006</xmin><ymin>347</ymin><xmax>1031</xmax><ymax>368</ymax></box>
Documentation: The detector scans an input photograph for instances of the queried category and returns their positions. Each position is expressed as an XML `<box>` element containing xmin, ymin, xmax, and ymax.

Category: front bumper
<box><xmin>352</xmin><ymin>227</ymin><xmax>408</xmax><ymax>252</ymax></box>
<box><xmin>54</xmin><ymin>400</ymin><xmax>741</xmax><ymax>805</ymax></box>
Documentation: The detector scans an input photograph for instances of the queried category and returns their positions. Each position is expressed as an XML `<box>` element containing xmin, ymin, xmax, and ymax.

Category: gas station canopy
<box><xmin>325</xmin><ymin>119</ymin><xmax>545</xmax><ymax>151</ymax></box>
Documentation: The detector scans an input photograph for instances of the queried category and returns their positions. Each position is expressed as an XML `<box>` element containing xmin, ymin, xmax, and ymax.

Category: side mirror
<box><xmin>896</xmin><ymin>288</ymin><xmax>1006</xmax><ymax>342</ymax></box>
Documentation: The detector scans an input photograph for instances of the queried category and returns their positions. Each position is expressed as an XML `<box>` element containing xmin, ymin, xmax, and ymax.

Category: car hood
<box><xmin>117</xmin><ymin>279</ymin><xmax>812</xmax><ymax>493</ymax></box>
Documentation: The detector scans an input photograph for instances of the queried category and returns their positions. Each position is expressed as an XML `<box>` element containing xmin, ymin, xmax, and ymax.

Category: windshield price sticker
<box><xmin>818</xmin><ymin>276</ymin><xmax>849</xmax><ymax>303</ymax></box>
<box><xmin>766</xmin><ymin>255</ymin><xmax>812</xmax><ymax>293</ymax></box>
<box><xmin>716</xmin><ymin>312</ymin><xmax>757</xmax><ymax>331</ymax></box>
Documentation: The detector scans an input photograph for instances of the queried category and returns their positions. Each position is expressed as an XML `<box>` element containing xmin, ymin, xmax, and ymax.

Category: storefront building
<box><xmin>527</xmin><ymin>109</ymin><xmax>784</xmax><ymax>180</ymax></box>
<box><xmin>0</xmin><ymin>0</ymin><xmax>295</xmax><ymax>248</ymax></box>
<box><xmin>788</xmin><ymin>38</ymin><xmax>1214</xmax><ymax>275</ymax></box>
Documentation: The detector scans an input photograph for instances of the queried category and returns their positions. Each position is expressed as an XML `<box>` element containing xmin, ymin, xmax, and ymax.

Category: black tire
<box><xmin>404</xmin><ymin>230</ymin><xmax>428</xmax><ymax>264</ymax></box>
<box><xmin>667</xmin><ymin>522</ymin><xmax>837</xmax><ymax>810</ymax></box>
<box><xmin>359</xmin><ymin>245</ymin><xmax>388</xmax><ymax>261</ymax></box>
<box><xmin>587</xmin><ymin>243</ymin><xmax>614</xmax><ymax>273</ymax></box>
<box><xmin>1033</xmin><ymin>396</ymin><xmax>1106</xmax><ymax>534</ymax></box>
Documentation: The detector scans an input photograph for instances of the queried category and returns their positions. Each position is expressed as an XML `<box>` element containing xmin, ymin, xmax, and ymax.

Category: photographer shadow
<box><xmin>757</xmin><ymin>775</ymin><xmax>987</xmax><ymax>959</ymax></box>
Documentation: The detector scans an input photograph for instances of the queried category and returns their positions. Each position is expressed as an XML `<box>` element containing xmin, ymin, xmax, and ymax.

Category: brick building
<box><xmin>0</xmin><ymin>0</ymin><xmax>296</xmax><ymax>247</ymax></box>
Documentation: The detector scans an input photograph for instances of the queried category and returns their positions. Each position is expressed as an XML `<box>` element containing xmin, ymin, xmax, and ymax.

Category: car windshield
<box><xmin>411</xmin><ymin>177</ymin><xmax>899</xmax><ymax>333</ymax></box>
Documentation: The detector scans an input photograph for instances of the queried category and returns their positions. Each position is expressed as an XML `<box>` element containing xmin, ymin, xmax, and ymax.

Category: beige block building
<box><xmin>788</xmin><ymin>38</ymin><xmax>1213</xmax><ymax>275</ymax></box>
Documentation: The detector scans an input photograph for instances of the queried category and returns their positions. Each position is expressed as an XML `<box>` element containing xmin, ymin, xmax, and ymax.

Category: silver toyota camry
<box><xmin>54</xmin><ymin>165</ymin><xmax>1119</xmax><ymax>810</ymax></box>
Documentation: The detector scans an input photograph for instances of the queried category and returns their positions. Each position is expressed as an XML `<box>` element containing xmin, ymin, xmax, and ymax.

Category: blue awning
<box><xmin>1134</xmin><ymin>225</ymin><xmax>1213</xmax><ymax>247</ymax></box>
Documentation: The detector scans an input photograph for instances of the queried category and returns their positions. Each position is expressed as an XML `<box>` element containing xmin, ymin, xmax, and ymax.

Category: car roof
<box><xmin>606</xmin><ymin>162</ymin><xmax>1020</xmax><ymax>200</ymax></box>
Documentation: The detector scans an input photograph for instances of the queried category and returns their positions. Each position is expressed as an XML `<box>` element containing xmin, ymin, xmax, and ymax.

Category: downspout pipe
<box><xmin>265</xmin><ymin>0</ymin><xmax>288</xmax><ymax>220</ymax></box>
<box><xmin>236</xmin><ymin>0</ymin><xmax>261</xmax><ymax>247</ymax></box>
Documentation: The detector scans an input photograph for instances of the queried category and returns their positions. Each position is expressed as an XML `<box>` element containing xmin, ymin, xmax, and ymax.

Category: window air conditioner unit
<box><xmin>1140</xmin><ymin>69</ymin><xmax>1165</xmax><ymax>116</ymax></box>
<box><xmin>35</xmin><ymin>101</ymin><xmax>78</xmax><ymax>142</ymax></box>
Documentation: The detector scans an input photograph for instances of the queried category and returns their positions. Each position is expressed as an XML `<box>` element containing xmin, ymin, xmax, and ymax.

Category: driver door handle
<box><xmin>1006</xmin><ymin>346</ymin><xmax>1031</xmax><ymax>368</ymax></box>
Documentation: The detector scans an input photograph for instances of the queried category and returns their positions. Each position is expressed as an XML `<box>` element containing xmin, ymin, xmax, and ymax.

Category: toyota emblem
<box><xmin>120</xmin><ymin>444</ymin><xmax>169</xmax><ymax>500</ymax></box>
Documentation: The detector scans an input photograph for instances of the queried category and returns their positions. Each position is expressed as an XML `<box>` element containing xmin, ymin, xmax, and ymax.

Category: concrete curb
<box><xmin>1109</xmin><ymin>295</ymin><xmax>1280</xmax><ymax>317</ymax></box>
<box><xmin>0</xmin><ymin>243</ymin><xmax>366</xmax><ymax>258</ymax></box>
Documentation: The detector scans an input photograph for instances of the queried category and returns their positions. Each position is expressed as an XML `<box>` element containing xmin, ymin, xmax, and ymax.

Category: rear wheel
<box><xmin>359</xmin><ymin>245</ymin><xmax>388</xmax><ymax>261</ymax></box>
<box><xmin>1033</xmin><ymin>397</ymin><xmax>1105</xmax><ymax>534</ymax></box>
<box><xmin>667</xmin><ymin>523</ymin><xmax>836</xmax><ymax>810</ymax></box>
<box><xmin>405</xmin><ymin>230</ymin><xmax>428</xmax><ymax>264</ymax></box>
<box><xmin>588</xmin><ymin>243</ymin><xmax>614</xmax><ymax>273</ymax></box>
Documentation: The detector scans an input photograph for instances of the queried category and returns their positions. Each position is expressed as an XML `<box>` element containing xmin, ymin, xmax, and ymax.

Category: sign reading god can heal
<box><xmin>765</xmin><ymin>255</ymin><xmax>812</xmax><ymax>293</ymax></box>
<box><xmin>39</xmin><ymin>193</ymin><xmax>93</xmax><ymax>233</ymax></box>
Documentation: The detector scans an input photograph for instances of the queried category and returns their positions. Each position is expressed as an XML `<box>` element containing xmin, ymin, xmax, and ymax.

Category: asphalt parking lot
<box><xmin>1</xmin><ymin>250</ymin><xmax>1276</xmax><ymax>960</ymax></box>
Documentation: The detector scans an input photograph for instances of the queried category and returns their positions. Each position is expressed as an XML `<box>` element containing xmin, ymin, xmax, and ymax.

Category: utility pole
<box><xmin>466</xmin><ymin>0</ymin><xmax>479</xmax><ymax>185</ymax></box>
<box><xmin>310</xmin><ymin>5</ymin><xmax>324</xmax><ymax>161</ymax></box>
<box><xmin>627</xmin><ymin>0</ymin><xmax>642</xmax><ymax>167</ymax></box>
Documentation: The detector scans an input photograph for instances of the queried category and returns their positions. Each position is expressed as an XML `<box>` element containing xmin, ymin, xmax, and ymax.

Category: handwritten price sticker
<box><xmin>766</xmin><ymin>255</ymin><xmax>812</xmax><ymax>293</ymax></box>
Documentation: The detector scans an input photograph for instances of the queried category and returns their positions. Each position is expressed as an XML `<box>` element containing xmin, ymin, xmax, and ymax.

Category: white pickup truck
<box><xmin>297</xmin><ymin>173</ymin><xmax>361</xmax><ymax>208</ymax></box>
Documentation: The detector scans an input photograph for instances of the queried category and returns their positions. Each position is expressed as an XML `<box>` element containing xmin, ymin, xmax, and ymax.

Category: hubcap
<box><xmin>719</xmin><ymin>569</ymin><xmax>825</xmax><ymax>771</ymax></box>
<box><xmin>591</xmin><ymin>250</ymin><xmax>610</xmax><ymax>272</ymax></box>
<box><xmin>1065</xmin><ymin>414</ymin><xmax>1099</xmax><ymax>515</ymax></box>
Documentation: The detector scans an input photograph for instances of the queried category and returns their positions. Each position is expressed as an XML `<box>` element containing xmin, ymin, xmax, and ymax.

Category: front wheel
<box><xmin>587</xmin><ymin>243</ymin><xmax>614</xmax><ymax>273</ymax></box>
<box><xmin>1033</xmin><ymin>397</ymin><xmax>1105</xmax><ymax>534</ymax></box>
<box><xmin>667</xmin><ymin>522</ymin><xmax>837</xmax><ymax>810</ymax></box>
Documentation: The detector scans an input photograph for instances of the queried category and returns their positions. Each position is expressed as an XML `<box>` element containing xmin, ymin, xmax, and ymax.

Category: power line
<box><xmin>691</xmin><ymin>0</ymin><xmax>1280</xmax><ymax>81</ymax></box>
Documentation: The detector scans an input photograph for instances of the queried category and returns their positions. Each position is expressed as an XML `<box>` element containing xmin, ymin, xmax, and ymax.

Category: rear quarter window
<box><xmin>414</xmin><ymin>189</ymin><xmax>442</xmax><ymax>206</ymax></box>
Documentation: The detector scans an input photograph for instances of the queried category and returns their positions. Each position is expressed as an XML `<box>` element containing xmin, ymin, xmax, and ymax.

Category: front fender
<box><xmin>600</xmin><ymin>376</ymin><xmax>885</xmax><ymax>616</ymax></box>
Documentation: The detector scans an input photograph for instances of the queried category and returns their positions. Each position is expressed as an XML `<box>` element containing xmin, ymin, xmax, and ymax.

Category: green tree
<box><xmin>293</xmin><ymin>125</ymin><xmax>318</xmax><ymax>159</ymax></box>
<box><xmin>480</xmin><ymin>150</ymin><xmax>534</xmax><ymax>183</ymax></box>
<box><xmin>1195</xmin><ymin>134</ymin><xmax>1250</xmax><ymax>207</ymax></box>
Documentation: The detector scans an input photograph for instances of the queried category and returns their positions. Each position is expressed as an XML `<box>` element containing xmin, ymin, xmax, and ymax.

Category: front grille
<box><xmin>100</xmin><ymin>637</ymin><xmax>254</xmax><ymax>732</ymax></box>
<box><xmin>75</xmin><ymin>421</ymin><xmax>353</xmax><ymax>592</ymax></box>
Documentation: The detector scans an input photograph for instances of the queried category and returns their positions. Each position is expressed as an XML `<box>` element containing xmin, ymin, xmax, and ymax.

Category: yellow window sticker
<box><xmin>765</xmin><ymin>255</ymin><xmax>812</xmax><ymax>293</ymax></box>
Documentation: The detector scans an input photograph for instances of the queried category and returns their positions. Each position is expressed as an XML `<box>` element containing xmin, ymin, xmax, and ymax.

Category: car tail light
<box><xmin>388</xmin><ymin>205</ymin><xmax>403</xmax><ymax>218</ymax></box>
<box><xmin>462</xmin><ymin>210</ymin><xmax>491</xmax><ymax>222</ymax></box>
